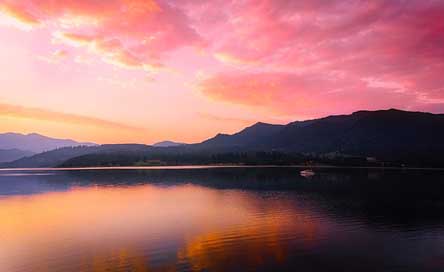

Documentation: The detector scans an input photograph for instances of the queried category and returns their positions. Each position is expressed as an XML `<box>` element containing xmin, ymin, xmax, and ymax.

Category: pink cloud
<box><xmin>199</xmin><ymin>71</ymin><xmax>435</xmax><ymax>118</ymax></box>
<box><xmin>187</xmin><ymin>0</ymin><xmax>444</xmax><ymax>115</ymax></box>
<box><xmin>0</xmin><ymin>0</ymin><xmax>443</xmax><ymax>118</ymax></box>
<box><xmin>0</xmin><ymin>0</ymin><xmax>203</xmax><ymax>69</ymax></box>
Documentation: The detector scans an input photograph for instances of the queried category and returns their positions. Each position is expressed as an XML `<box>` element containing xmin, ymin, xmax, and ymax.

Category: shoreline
<box><xmin>1</xmin><ymin>164</ymin><xmax>444</xmax><ymax>171</ymax></box>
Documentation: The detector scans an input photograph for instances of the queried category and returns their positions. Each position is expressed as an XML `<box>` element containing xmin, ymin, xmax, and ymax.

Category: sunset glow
<box><xmin>0</xmin><ymin>183</ymin><xmax>324</xmax><ymax>271</ymax></box>
<box><xmin>0</xmin><ymin>0</ymin><xmax>443</xmax><ymax>143</ymax></box>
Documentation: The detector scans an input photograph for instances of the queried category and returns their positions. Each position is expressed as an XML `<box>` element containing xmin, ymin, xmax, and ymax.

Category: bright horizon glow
<box><xmin>0</xmin><ymin>0</ymin><xmax>443</xmax><ymax>144</ymax></box>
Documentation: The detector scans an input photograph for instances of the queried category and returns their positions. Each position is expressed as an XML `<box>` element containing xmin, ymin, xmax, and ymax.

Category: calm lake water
<box><xmin>1</xmin><ymin>167</ymin><xmax>444</xmax><ymax>272</ymax></box>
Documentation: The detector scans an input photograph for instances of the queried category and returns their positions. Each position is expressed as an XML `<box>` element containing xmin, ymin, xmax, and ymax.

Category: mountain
<box><xmin>2</xmin><ymin>144</ymin><xmax>152</xmax><ymax>168</ymax></box>
<box><xmin>277</xmin><ymin>109</ymin><xmax>444</xmax><ymax>159</ymax></box>
<box><xmin>0</xmin><ymin>133</ymin><xmax>96</xmax><ymax>153</ymax></box>
<box><xmin>2</xmin><ymin>109</ymin><xmax>444</xmax><ymax>168</ymax></box>
<box><xmin>202</xmin><ymin>109</ymin><xmax>444</xmax><ymax>156</ymax></box>
<box><xmin>200</xmin><ymin>122</ymin><xmax>284</xmax><ymax>150</ymax></box>
<box><xmin>153</xmin><ymin>141</ymin><xmax>186</xmax><ymax>147</ymax></box>
<box><xmin>0</xmin><ymin>149</ymin><xmax>34</xmax><ymax>163</ymax></box>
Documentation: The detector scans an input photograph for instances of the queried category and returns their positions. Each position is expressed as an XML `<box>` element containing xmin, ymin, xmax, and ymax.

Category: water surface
<box><xmin>1</xmin><ymin>167</ymin><xmax>444</xmax><ymax>271</ymax></box>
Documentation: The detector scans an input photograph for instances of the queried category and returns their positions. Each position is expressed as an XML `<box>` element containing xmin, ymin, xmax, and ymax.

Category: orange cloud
<box><xmin>0</xmin><ymin>103</ymin><xmax>141</xmax><ymax>132</ymax></box>
<box><xmin>0</xmin><ymin>2</ymin><xmax>40</xmax><ymax>28</ymax></box>
<box><xmin>54</xmin><ymin>32</ymin><xmax>94</xmax><ymax>47</ymax></box>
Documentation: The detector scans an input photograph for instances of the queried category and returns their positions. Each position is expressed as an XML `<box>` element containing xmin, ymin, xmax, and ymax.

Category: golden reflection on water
<box><xmin>0</xmin><ymin>184</ymin><xmax>327</xmax><ymax>272</ymax></box>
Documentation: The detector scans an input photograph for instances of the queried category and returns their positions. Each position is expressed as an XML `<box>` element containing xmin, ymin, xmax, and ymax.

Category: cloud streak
<box><xmin>0</xmin><ymin>103</ymin><xmax>142</xmax><ymax>132</ymax></box>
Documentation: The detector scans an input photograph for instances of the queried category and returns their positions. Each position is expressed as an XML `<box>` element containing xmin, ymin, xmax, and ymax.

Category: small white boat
<box><xmin>300</xmin><ymin>169</ymin><xmax>315</xmax><ymax>177</ymax></box>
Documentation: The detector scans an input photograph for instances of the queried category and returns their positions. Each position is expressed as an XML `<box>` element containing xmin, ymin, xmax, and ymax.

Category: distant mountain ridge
<box><xmin>2</xmin><ymin>109</ymin><xmax>444</xmax><ymax>168</ymax></box>
<box><xmin>0</xmin><ymin>149</ymin><xmax>35</xmax><ymax>163</ymax></box>
<box><xmin>0</xmin><ymin>132</ymin><xmax>96</xmax><ymax>153</ymax></box>
<box><xmin>153</xmin><ymin>141</ymin><xmax>186</xmax><ymax>147</ymax></box>
<box><xmin>2</xmin><ymin>144</ymin><xmax>150</xmax><ymax>168</ymax></box>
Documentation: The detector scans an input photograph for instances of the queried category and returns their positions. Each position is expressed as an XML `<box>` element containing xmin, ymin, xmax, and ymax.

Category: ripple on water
<box><xmin>1</xmin><ymin>168</ymin><xmax>444</xmax><ymax>272</ymax></box>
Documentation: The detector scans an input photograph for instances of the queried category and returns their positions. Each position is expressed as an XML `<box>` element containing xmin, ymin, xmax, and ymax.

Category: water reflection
<box><xmin>0</xmin><ymin>167</ymin><xmax>444</xmax><ymax>271</ymax></box>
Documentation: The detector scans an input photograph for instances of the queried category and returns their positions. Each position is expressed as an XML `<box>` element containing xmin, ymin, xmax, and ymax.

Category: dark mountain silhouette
<box><xmin>0</xmin><ymin>132</ymin><xmax>96</xmax><ymax>153</ymax></box>
<box><xmin>2</xmin><ymin>109</ymin><xmax>444</xmax><ymax>168</ymax></box>
<box><xmin>200</xmin><ymin>122</ymin><xmax>284</xmax><ymax>149</ymax></box>
<box><xmin>271</xmin><ymin>109</ymin><xmax>444</xmax><ymax>156</ymax></box>
<box><xmin>1</xmin><ymin>144</ymin><xmax>152</xmax><ymax>168</ymax></box>
<box><xmin>201</xmin><ymin>109</ymin><xmax>444</xmax><ymax>157</ymax></box>
<box><xmin>0</xmin><ymin>149</ymin><xmax>35</xmax><ymax>163</ymax></box>
<box><xmin>153</xmin><ymin>141</ymin><xmax>186</xmax><ymax>147</ymax></box>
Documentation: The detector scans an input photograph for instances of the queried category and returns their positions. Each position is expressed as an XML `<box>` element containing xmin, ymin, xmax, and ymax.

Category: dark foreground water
<box><xmin>1</xmin><ymin>167</ymin><xmax>444</xmax><ymax>272</ymax></box>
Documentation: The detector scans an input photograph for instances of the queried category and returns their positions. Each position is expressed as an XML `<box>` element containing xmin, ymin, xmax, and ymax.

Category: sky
<box><xmin>0</xmin><ymin>0</ymin><xmax>443</xmax><ymax>144</ymax></box>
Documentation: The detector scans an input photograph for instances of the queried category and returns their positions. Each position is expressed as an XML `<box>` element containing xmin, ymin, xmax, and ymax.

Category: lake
<box><xmin>1</xmin><ymin>167</ymin><xmax>444</xmax><ymax>272</ymax></box>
